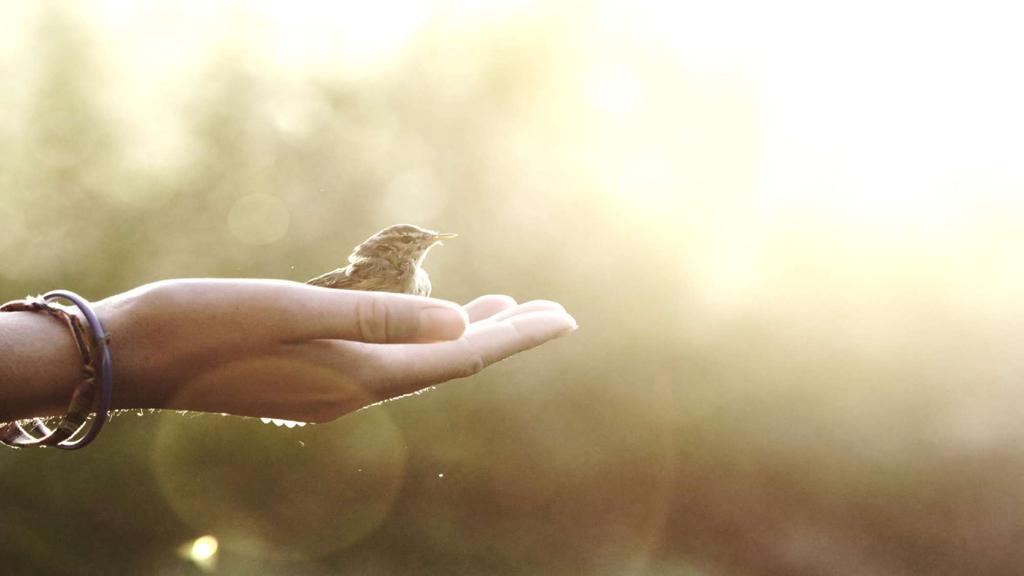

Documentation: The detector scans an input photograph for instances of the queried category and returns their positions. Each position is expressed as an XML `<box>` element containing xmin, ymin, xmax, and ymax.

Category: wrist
<box><xmin>0</xmin><ymin>310</ymin><xmax>82</xmax><ymax>422</ymax></box>
<box><xmin>95</xmin><ymin>295</ymin><xmax>169</xmax><ymax>413</ymax></box>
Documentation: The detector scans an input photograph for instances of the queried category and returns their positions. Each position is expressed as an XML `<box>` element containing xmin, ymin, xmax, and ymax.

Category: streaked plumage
<box><xmin>306</xmin><ymin>224</ymin><xmax>456</xmax><ymax>297</ymax></box>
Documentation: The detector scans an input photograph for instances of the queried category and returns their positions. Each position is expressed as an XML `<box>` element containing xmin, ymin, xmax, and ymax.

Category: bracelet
<box><xmin>0</xmin><ymin>290</ymin><xmax>112</xmax><ymax>450</ymax></box>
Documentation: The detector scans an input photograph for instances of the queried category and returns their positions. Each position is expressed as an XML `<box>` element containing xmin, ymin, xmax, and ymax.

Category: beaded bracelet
<box><xmin>0</xmin><ymin>290</ymin><xmax>112</xmax><ymax>450</ymax></box>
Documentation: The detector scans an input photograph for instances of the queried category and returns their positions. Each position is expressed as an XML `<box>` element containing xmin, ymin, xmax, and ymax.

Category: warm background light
<box><xmin>2</xmin><ymin>1</ymin><xmax>1024</xmax><ymax>574</ymax></box>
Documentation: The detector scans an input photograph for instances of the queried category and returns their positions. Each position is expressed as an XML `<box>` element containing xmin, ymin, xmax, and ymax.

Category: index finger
<box><xmin>283</xmin><ymin>284</ymin><xmax>468</xmax><ymax>344</ymax></box>
<box><xmin>282</xmin><ymin>280</ymin><xmax>468</xmax><ymax>342</ymax></box>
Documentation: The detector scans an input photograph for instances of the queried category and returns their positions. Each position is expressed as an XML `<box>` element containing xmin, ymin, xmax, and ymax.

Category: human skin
<box><xmin>0</xmin><ymin>279</ymin><xmax>577</xmax><ymax>424</ymax></box>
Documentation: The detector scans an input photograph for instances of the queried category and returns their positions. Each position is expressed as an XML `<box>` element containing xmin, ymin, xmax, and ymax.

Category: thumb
<box><xmin>289</xmin><ymin>287</ymin><xmax>468</xmax><ymax>344</ymax></box>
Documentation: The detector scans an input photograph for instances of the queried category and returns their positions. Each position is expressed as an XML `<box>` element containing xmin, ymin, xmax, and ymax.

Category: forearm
<box><xmin>0</xmin><ymin>311</ymin><xmax>82</xmax><ymax>422</ymax></box>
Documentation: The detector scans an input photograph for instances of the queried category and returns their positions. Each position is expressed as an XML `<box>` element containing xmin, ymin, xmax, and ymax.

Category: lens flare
<box><xmin>151</xmin><ymin>377</ymin><xmax>408</xmax><ymax>561</ymax></box>
<box><xmin>177</xmin><ymin>534</ymin><xmax>218</xmax><ymax>572</ymax></box>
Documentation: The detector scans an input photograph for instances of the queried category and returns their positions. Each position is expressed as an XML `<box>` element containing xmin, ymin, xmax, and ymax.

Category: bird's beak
<box><xmin>433</xmin><ymin>232</ymin><xmax>458</xmax><ymax>241</ymax></box>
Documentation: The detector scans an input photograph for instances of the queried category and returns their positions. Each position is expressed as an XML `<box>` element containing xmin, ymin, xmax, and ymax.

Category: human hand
<box><xmin>96</xmin><ymin>279</ymin><xmax>576</xmax><ymax>422</ymax></box>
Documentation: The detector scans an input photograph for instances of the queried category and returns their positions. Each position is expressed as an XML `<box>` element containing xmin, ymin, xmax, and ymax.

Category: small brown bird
<box><xmin>266</xmin><ymin>224</ymin><xmax>455</xmax><ymax>426</ymax></box>
<box><xmin>307</xmin><ymin>224</ymin><xmax>457</xmax><ymax>297</ymax></box>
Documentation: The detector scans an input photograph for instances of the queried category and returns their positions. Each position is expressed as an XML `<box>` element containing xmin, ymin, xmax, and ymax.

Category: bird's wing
<box><xmin>306</xmin><ymin>267</ymin><xmax>353</xmax><ymax>288</ymax></box>
<box><xmin>306</xmin><ymin>260</ymin><xmax>402</xmax><ymax>292</ymax></box>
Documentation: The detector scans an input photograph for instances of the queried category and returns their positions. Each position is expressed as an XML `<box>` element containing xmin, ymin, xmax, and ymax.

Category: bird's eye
<box><xmin>399</xmin><ymin>237</ymin><xmax>413</xmax><ymax>244</ymax></box>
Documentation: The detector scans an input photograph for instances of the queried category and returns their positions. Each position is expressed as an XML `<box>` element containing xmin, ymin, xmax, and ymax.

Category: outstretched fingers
<box><xmin>463</xmin><ymin>294</ymin><xmax>518</xmax><ymax>322</ymax></box>
<box><xmin>362</xmin><ymin>307</ymin><xmax>578</xmax><ymax>399</ymax></box>
<box><xmin>477</xmin><ymin>299</ymin><xmax>567</xmax><ymax>324</ymax></box>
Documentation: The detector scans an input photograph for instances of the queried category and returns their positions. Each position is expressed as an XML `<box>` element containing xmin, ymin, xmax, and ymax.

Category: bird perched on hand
<box><xmin>265</xmin><ymin>224</ymin><xmax>455</xmax><ymax>428</ymax></box>
<box><xmin>307</xmin><ymin>224</ymin><xmax>457</xmax><ymax>297</ymax></box>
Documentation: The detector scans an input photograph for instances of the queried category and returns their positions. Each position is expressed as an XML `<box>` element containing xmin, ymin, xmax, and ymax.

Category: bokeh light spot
<box><xmin>190</xmin><ymin>535</ymin><xmax>218</xmax><ymax>560</ymax></box>
<box><xmin>175</xmin><ymin>534</ymin><xmax>219</xmax><ymax>572</ymax></box>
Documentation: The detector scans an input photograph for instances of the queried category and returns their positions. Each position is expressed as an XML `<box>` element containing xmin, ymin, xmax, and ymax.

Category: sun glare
<box><xmin>578</xmin><ymin>0</ymin><xmax>1024</xmax><ymax>311</ymax></box>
